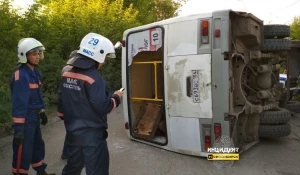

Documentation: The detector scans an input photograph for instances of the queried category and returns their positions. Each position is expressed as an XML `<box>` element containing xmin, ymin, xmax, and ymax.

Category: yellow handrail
<box><xmin>132</xmin><ymin>61</ymin><xmax>162</xmax><ymax>64</ymax></box>
<box><xmin>131</xmin><ymin>97</ymin><xmax>163</xmax><ymax>102</ymax></box>
<box><xmin>154</xmin><ymin>62</ymin><xmax>157</xmax><ymax>100</ymax></box>
<box><xmin>130</xmin><ymin>61</ymin><xmax>163</xmax><ymax>102</ymax></box>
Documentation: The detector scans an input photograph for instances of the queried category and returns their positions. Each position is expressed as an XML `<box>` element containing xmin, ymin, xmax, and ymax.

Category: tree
<box><xmin>0</xmin><ymin>0</ymin><xmax>23</xmax><ymax>131</ymax></box>
<box><xmin>36</xmin><ymin>0</ymin><xmax>139</xmax><ymax>57</ymax></box>
<box><xmin>290</xmin><ymin>16</ymin><xmax>300</xmax><ymax>40</ymax></box>
<box><xmin>122</xmin><ymin>0</ymin><xmax>186</xmax><ymax>24</ymax></box>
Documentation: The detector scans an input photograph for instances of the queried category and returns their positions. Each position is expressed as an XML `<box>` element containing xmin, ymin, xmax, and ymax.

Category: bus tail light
<box><xmin>201</xmin><ymin>20</ymin><xmax>209</xmax><ymax>44</ymax></box>
<box><xmin>214</xmin><ymin>123</ymin><xmax>221</xmax><ymax>140</ymax></box>
<box><xmin>203</xmin><ymin>127</ymin><xmax>211</xmax><ymax>151</ymax></box>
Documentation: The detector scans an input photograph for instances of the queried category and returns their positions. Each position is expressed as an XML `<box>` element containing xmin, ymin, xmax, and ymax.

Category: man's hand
<box><xmin>39</xmin><ymin>111</ymin><xmax>48</xmax><ymax>125</ymax></box>
<box><xmin>13</xmin><ymin>132</ymin><xmax>24</xmax><ymax>145</ymax></box>
<box><xmin>114</xmin><ymin>90</ymin><xmax>124</xmax><ymax>99</ymax></box>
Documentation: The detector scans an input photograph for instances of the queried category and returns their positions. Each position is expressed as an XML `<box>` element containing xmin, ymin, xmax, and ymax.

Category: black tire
<box><xmin>264</xmin><ymin>24</ymin><xmax>290</xmax><ymax>39</ymax></box>
<box><xmin>259</xmin><ymin>108</ymin><xmax>291</xmax><ymax>124</ymax></box>
<box><xmin>291</xmin><ymin>40</ymin><xmax>300</xmax><ymax>47</ymax></box>
<box><xmin>286</xmin><ymin>101</ymin><xmax>300</xmax><ymax>113</ymax></box>
<box><xmin>258</xmin><ymin>123</ymin><xmax>291</xmax><ymax>138</ymax></box>
<box><xmin>261</xmin><ymin>39</ymin><xmax>291</xmax><ymax>52</ymax></box>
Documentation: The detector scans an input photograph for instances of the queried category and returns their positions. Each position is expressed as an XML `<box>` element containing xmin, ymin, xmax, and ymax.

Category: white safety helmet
<box><xmin>17</xmin><ymin>38</ymin><xmax>45</xmax><ymax>63</ymax></box>
<box><xmin>77</xmin><ymin>33</ymin><xmax>116</xmax><ymax>63</ymax></box>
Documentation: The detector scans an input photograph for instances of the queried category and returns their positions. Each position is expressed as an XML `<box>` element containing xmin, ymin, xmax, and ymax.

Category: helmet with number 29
<box><xmin>78</xmin><ymin>33</ymin><xmax>116</xmax><ymax>63</ymax></box>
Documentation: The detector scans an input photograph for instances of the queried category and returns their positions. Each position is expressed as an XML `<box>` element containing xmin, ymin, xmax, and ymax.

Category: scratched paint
<box><xmin>167</xmin><ymin>59</ymin><xmax>187</xmax><ymax>104</ymax></box>
<box><xmin>167</xmin><ymin>54</ymin><xmax>212</xmax><ymax>119</ymax></box>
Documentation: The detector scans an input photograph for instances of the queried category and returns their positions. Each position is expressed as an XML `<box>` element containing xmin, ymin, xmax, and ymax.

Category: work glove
<box><xmin>39</xmin><ymin>110</ymin><xmax>48</xmax><ymax>125</ymax></box>
<box><xmin>13</xmin><ymin>132</ymin><xmax>24</xmax><ymax>145</ymax></box>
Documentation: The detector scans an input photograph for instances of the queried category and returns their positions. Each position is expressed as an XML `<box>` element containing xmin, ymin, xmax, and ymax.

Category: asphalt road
<box><xmin>0</xmin><ymin>106</ymin><xmax>300</xmax><ymax>175</ymax></box>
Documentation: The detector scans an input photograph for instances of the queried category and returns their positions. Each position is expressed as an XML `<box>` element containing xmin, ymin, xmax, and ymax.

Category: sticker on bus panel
<box><xmin>127</xmin><ymin>28</ymin><xmax>163</xmax><ymax>66</ymax></box>
<box><xmin>192</xmin><ymin>70</ymin><xmax>200</xmax><ymax>103</ymax></box>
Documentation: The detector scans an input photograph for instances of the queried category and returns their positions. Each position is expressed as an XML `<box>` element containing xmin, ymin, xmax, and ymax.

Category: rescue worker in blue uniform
<box><xmin>59</xmin><ymin>50</ymin><xmax>78</xmax><ymax>160</ymax></box>
<box><xmin>57</xmin><ymin>33</ymin><xmax>124</xmax><ymax>175</ymax></box>
<box><xmin>10</xmin><ymin>38</ymin><xmax>55</xmax><ymax>175</ymax></box>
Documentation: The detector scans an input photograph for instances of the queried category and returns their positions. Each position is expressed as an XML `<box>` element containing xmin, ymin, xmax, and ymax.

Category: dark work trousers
<box><xmin>12</xmin><ymin>111</ymin><xmax>47</xmax><ymax>175</ymax></box>
<box><xmin>62</xmin><ymin>134</ymin><xmax>68</xmax><ymax>157</ymax></box>
<box><xmin>62</xmin><ymin>130</ymin><xmax>109</xmax><ymax>175</ymax></box>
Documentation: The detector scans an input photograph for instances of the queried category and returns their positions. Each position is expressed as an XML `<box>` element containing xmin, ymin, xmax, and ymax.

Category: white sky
<box><xmin>178</xmin><ymin>0</ymin><xmax>300</xmax><ymax>24</ymax></box>
<box><xmin>11</xmin><ymin>0</ymin><xmax>34</xmax><ymax>8</ymax></box>
<box><xmin>12</xmin><ymin>0</ymin><xmax>300</xmax><ymax>24</ymax></box>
